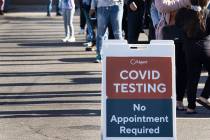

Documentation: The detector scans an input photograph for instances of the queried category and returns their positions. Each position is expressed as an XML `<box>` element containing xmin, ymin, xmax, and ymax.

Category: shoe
<box><xmin>0</xmin><ymin>11</ymin><xmax>4</xmax><ymax>15</ymax></box>
<box><xmin>47</xmin><ymin>13</ymin><xmax>51</xmax><ymax>17</ymax></box>
<box><xmin>62</xmin><ymin>36</ymin><xmax>69</xmax><ymax>43</ymax></box>
<box><xmin>83</xmin><ymin>42</ymin><xmax>93</xmax><ymax>47</ymax></box>
<box><xmin>68</xmin><ymin>36</ymin><xmax>76</xmax><ymax>42</ymax></box>
<box><xmin>196</xmin><ymin>97</ymin><xmax>210</xmax><ymax>110</ymax></box>
<box><xmin>85</xmin><ymin>46</ymin><xmax>95</xmax><ymax>51</ymax></box>
<box><xmin>78</xmin><ymin>29</ymin><xmax>85</xmax><ymax>34</ymax></box>
<box><xmin>186</xmin><ymin>108</ymin><xmax>197</xmax><ymax>114</ymax></box>
<box><xmin>176</xmin><ymin>101</ymin><xmax>185</xmax><ymax>111</ymax></box>
<box><xmin>56</xmin><ymin>13</ymin><xmax>62</xmax><ymax>16</ymax></box>
<box><xmin>94</xmin><ymin>54</ymin><xmax>102</xmax><ymax>63</ymax></box>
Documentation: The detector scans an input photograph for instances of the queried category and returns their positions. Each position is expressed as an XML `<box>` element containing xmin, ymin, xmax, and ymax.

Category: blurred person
<box><xmin>3</xmin><ymin>0</ymin><xmax>10</xmax><ymax>12</ymax></box>
<box><xmin>47</xmin><ymin>0</ymin><xmax>62</xmax><ymax>16</ymax></box>
<box><xmin>90</xmin><ymin>0</ymin><xmax>124</xmax><ymax>63</ymax></box>
<box><xmin>0</xmin><ymin>0</ymin><xmax>4</xmax><ymax>15</ymax></box>
<box><xmin>82</xmin><ymin>0</ymin><xmax>97</xmax><ymax>50</ymax></box>
<box><xmin>144</xmin><ymin>0</ymin><xmax>156</xmax><ymax>40</ymax></box>
<box><xmin>150</xmin><ymin>0</ymin><xmax>161</xmax><ymax>39</ymax></box>
<box><xmin>122</xmin><ymin>0</ymin><xmax>128</xmax><ymax>40</ymax></box>
<box><xmin>175</xmin><ymin>0</ymin><xmax>210</xmax><ymax>113</ymax></box>
<box><xmin>79</xmin><ymin>0</ymin><xmax>86</xmax><ymax>34</ymax></box>
<box><xmin>127</xmin><ymin>0</ymin><xmax>145</xmax><ymax>44</ymax></box>
<box><xmin>62</xmin><ymin>0</ymin><xmax>76</xmax><ymax>42</ymax></box>
<box><xmin>154</xmin><ymin>0</ymin><xmax>191</xmax><ymax>111</ymax></box>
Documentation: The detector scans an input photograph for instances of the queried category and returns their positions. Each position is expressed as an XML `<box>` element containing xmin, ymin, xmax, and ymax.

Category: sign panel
<box><xmin>106</xmin><ymin>57</ymin><xmax>172</xmax><ymax>99</ymax></box>
<box><xmin>106</xmin><ymin>99</ymin><xmax>173</xmax><ymax>137</ymax></box>
<box><xmin>102</xmin><ymin>40</ymin><xmax>176</xmax><ymax>140</ymax></box>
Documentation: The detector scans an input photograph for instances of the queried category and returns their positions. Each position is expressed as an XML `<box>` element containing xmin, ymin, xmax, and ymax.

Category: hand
<box><xmin>89</xmin><ymin>9</ymin><xmax>95</xmax><ymax>16</ymax></box>
<box><xmin>129</xmin><ymin>2</ymin><xmax>138</xmax><ymax>11</ymax></box>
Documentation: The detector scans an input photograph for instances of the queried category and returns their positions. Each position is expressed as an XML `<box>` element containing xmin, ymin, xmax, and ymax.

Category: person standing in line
<box><xmin>154</xmin><ymin>0</ymin><xmax>191</xmax><ymax>111</ymax></box>
<box><xmin>0</xmin><ymin>0</ymin><xmax>4</xmax><ymax>15</ymax></box>
<box><xmin>47</xmin><ymin>0</ymin><xmax>62</xmax><ymax>16</ymax></box>
<box><xmin>127</xmin><ymin>0</ymin><xmax>145</xmax><ymax>44</ymax></box>
<box><xmin>150</xmin><ymin>0</ymin><xmax>161</xmax><ymax>39</ymax></box>
<box><xmin>62</xmin><ymin>0</ymin><xmax>76</xmax><ymax>42</ymax></box>
<box><xmin>90</xmin><ymin>0</ymin><xmax>124</xmax><ymax>63</ymax></box>
<box><xmin>175</xmin><ymin>0</ymin><xmax>210</xmax><ymax>113</ymax></box>
<box><xmin>78</xmin><ymin>0</ymin><xmax>86</xmax><ymax>34</ymax></box>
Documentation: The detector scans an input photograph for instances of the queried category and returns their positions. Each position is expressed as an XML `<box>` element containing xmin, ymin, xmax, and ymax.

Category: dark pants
<box><xmin>122</xmin><ymin>4</ymin><xmax>128</xmax><ymax>40</ymax></box>
<box><xmin>184</xmin><ymin>41</ymin><xmax>210</xmax><ymax>109</ymax></box>
<box><xmin>175</xmin><ymin>42</ymin><xmax>187</xmax><ymax>102</ymax></box>
<box><xmin>127</xmin><ymin>8</ymin><xmax>144</xmax><ymax>44</ymax></box>
<box><xmin>80</xmin><ymin>0</ymin><xmax>86</xmax><ymax>29</ymax></box>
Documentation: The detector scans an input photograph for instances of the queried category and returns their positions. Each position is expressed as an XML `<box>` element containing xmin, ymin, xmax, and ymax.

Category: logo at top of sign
<box><xmin>106</xmin><ymin>57</ymin><xmax>172</xmax><ymax>99</ymax></box>
<box><xmin>130</xmin><ymin>59</ymin><xmax>148</xmax><ymax>65</ymax></box>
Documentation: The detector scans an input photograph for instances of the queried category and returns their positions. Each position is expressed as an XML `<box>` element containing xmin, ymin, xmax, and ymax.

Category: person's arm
<box><xmin>155</xmin><ymin>0</ymin><xmax>191</xmax><ymax>13</ymax></box>
<box><xmin>150</xmin><ymin>2</ymin><xmax>160</xmax><ymax>28</ymax></box>
<box><xmin>127</xmin><ymin>0</ymin><xmax>138</xmax><ymax>11</ymax></box>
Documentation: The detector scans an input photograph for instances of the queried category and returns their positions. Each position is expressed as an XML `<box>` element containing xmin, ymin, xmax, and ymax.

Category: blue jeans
<box><xmin>63</xmin><ymin>8</ymin><xmax>75</xmax><ymax>37</ymax></box>
<box><xmin>47</xmin><ymin>0</ymin><xmax>61</xmax><ymax>15</ymax></box>
<box><xmin>96</xmin><ymin>4</ymin><xmax>123</xmax><ymax>55</ymax></box>
<box><xmin>82</xmin><ymin>4</ymin><xmax>95</xmax><ymax>43</ymax></box>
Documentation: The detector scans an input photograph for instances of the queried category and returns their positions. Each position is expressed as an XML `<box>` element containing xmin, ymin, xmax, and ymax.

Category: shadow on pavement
<box><xmin>0</xmin><ymin>78</ymin><xmax>101</xmax><ymax>86</ymax></box>
<box><xmin>18</xmin><ymin>42</ymin><xmax>84</xmax><ymax>47</ymax></box>
<box><xmin>71</xmin><ymin>77</ymin><xmax>101</xmax><ymax>84</ymax></box>
<box><xmin>0</xmin><ymin>71</ymin><xmax>100</xmax><ymax>77</ymax></box>
<box><xmin>0</xmin><ymin>100</ymin><xmax>100</xmax><ymax>106</ymax></box>
<box><xmin>59</xmin><ymin>57</ymin><xmax>96</xmax><ymax>63</ymax></box>
<box><xmin>0</xmin><ymin>109</ymin><xmax>101</xmax><ymax>118</ymax></box>
<box><xmin>0</xmin><ymin>91</ymin><xmax>101</xmax><ymax>99</ymax></box>
<box><xmin>177</xmin><ymin>106</ymin><xmax>210</xmax><ymax>118</ymax></box>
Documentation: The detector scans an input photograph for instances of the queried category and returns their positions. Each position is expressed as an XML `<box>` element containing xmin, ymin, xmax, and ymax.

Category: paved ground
<box><xmin>0</xmin><ymin>7</ymin><xmax>210</xmax><ymax>140</ymax></box>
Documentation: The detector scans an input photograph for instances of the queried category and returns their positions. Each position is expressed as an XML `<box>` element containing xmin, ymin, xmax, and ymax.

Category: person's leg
<box><xmin>0</xmin><ymin>0</ymin><xmax>4</xmax><ymax>15</ymax></box>
<box><xmin>108</xmin><ymin>23</ymin><xmax>114</xmax><ymax>39</ymax></box>
<box><xmin>184</xmin><ymin>45</ymin><xmax>202</xmax><ymax>110</ymax></box>
<box><xmin>3</xmin><ymin>0</ymin><xmax>9</xmax><ymax>12</ymax></box>
<box><xmin>47</xmin><ymin>0</ymin><xmax>52</xmax><ymax>16</ymax></box>
<box><xmin>83</xmin><ymin>4</ymin><xmax>94</xmax><ymax>42</ymax></box>
<box><xmin>62</xmin><ymin>9</ymin><xmax>70</xmax><ymax>42</ymax></box>
<box><xmin>96</xmin><ymin>7</ymin><xmax>109</xmax><ymax>61</ymax></box>
<box><xmin>122</xmin><ymin>4</ymin><xmax>128</xmax><ymax>40</ymax></box>
<box><xmin>127</xmin><ymin>11</ymin><xmax>140</xmax><ymax>43</ymax></box>
<box><xmin>175</xmin><ymin>43</ymin><xmax>187</xmax><ymax>104</ymax></box>
<box><xmin>68</xmin><ymin>8</ymin><xmax>76</xmax><ymax>42</ymax></box>
<box><xmin>79</xmin><ymin>0</ymin><xmax>86</xmax><ymax>33</ymax></box>
<box><xmin>110</xmin><ymin>4</ymin><xmax>123</xmax><ymax>40</ymax></box>
<box><xmin>200</xmin><ymin>52</ymin><xmax>210</xmax><ymax>99</ymax></box>
<box><xmin>56</xmin><ymin>0</ymin><xmax>62</xmax><ymax>16</ymax></box>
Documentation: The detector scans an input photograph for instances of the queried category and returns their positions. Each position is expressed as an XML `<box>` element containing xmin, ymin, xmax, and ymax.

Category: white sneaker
<box><xmin>62</xmin><ymin>36</ymin><xmax>69</xmax><ymax>42</ymax></box>
<box><xmin>68</xmin><ymin>36</ymin><xmax>76</xmax><ymax>42</ymax></box>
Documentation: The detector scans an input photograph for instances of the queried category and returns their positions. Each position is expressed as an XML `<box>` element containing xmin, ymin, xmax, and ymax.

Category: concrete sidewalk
<box><xmin>0</xmin><ymin>8</ymin><xmax>210</xmax><ymax>140</ymax></box>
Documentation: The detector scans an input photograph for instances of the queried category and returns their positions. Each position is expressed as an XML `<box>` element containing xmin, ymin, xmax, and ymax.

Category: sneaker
<box><xmin>94</xmin><ymin>54</ymin><xmax>102</xmax><ymax>63</ymax></box>
<box><xmin>62</xmin><ymin>36</ymin><xmax>69</xmax><ymax>43</ymax></box>
<box><xmin>68</xmin><ymin>36</ymin><xmax>76</xmax><ymax>42</ymax></box>
<box><xmin>56</xmin><ymin>13</ymin><xmax>62</xmax><ymax>16</ymax></box>
<box><xmin>78</xmin><ymin>29</ymin><xmax>85</xmax><ymax>34</ymax></box>
<box><xmin>83</xmin><ymin>42</ymin><xmax>93</xmax><ymax>47</ymax></box>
